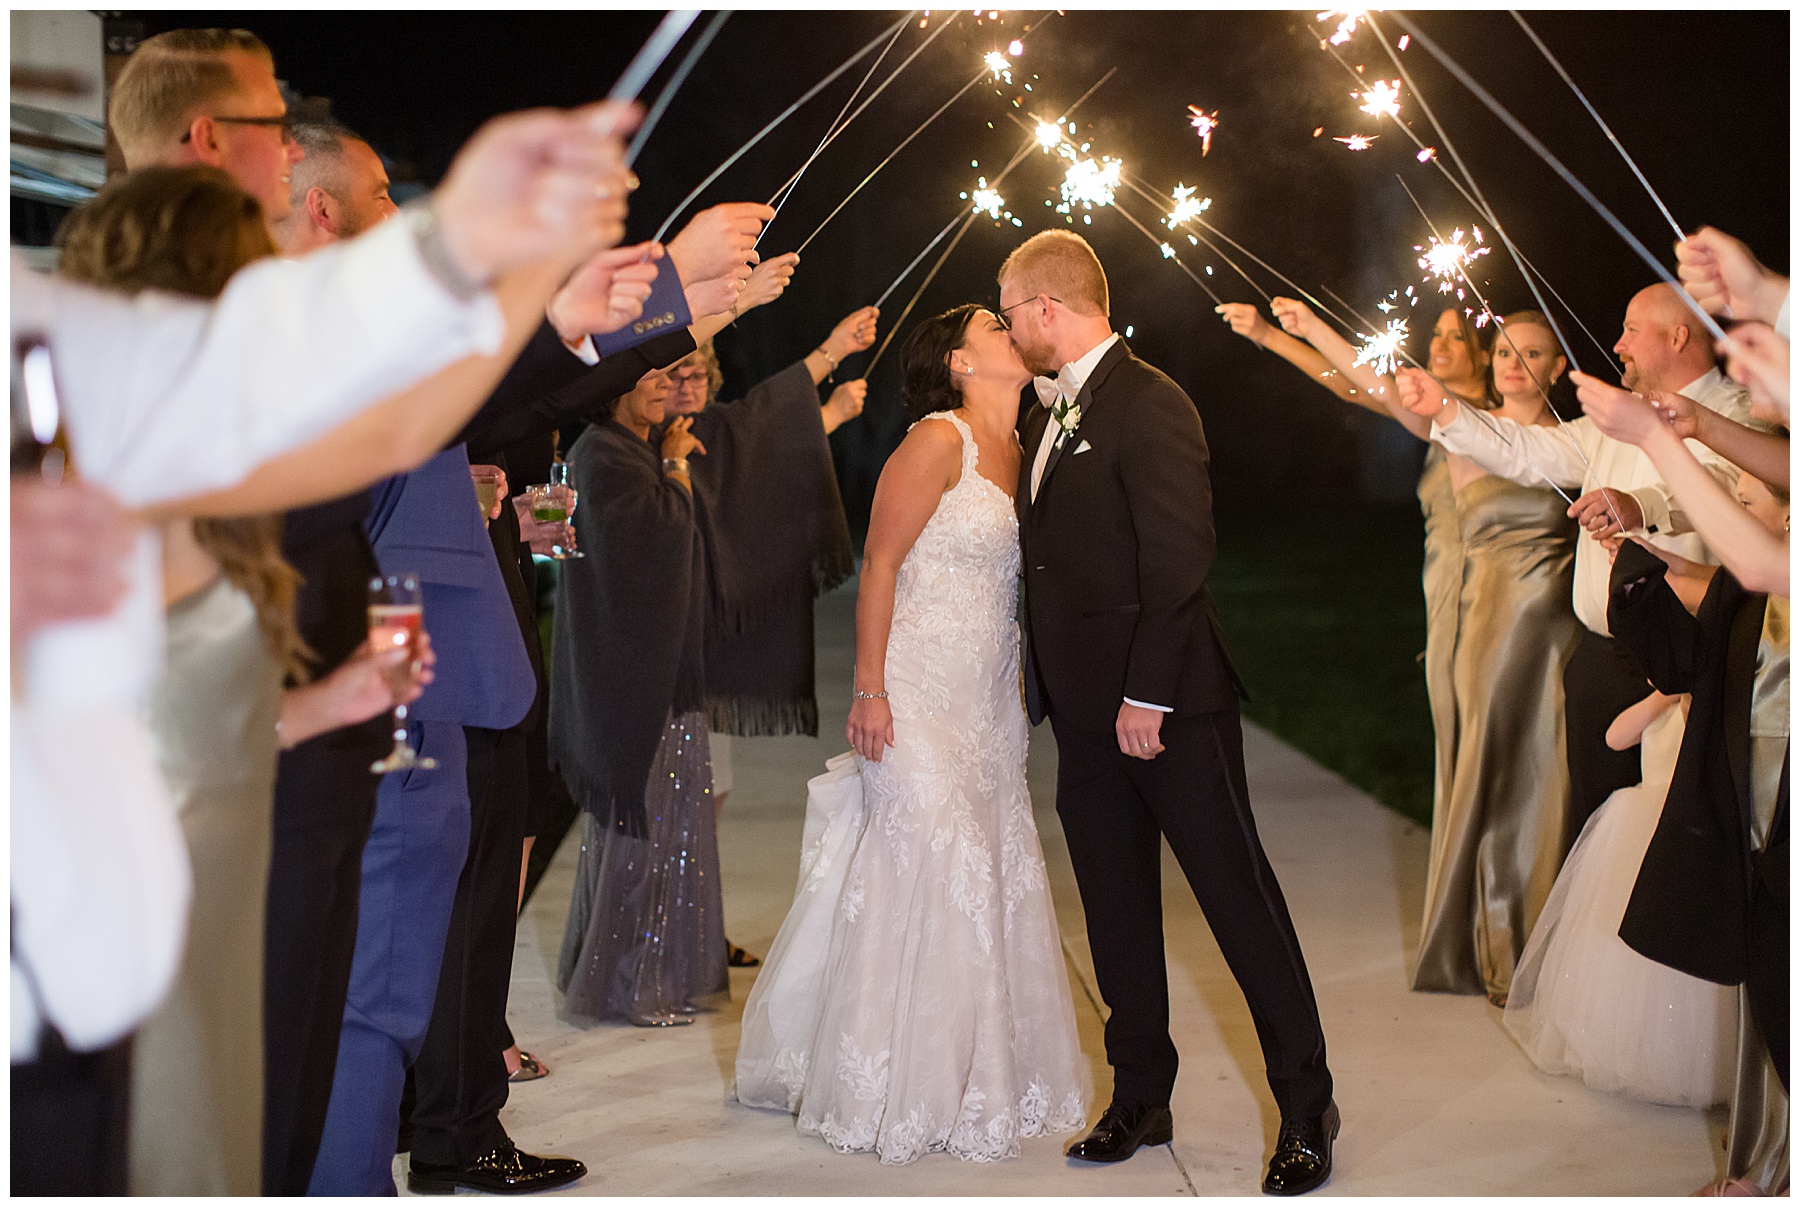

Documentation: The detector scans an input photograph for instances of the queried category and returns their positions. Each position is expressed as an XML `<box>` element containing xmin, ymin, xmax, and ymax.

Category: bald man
<box><xmin>1428</xmin><ymin>282</ymin><xmax>1758</xmax><ymax>836</ymax></box>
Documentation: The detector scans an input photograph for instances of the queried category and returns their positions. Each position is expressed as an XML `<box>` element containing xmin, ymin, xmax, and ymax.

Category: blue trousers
<box><xmin>308</xmin><ymin>722</ymin><xmax>470</xmax><ymax>1196</ymax></box>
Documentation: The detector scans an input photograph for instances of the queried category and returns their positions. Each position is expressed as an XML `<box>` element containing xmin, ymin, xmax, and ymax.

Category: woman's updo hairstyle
<box><xmin>899</xmin><ymin>303</ymin><xmax>982</xmax><ymax>421</ymax></box>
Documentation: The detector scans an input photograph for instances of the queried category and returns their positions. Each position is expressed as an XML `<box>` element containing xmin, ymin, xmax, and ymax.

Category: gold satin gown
<box><xmin>129</xmin><ymin>575</ymin><xmax>282</xmax><ymax>1194</ymax></box>
<box><xmin>1416</xmin><ymin>446</ymin><xmax>1462</xmax><ymax>867</ymax></box>
<box><xmin>1412</xmin><ymin>473</ymin><xmax>1581</xmax><ymax>999</ymax></box>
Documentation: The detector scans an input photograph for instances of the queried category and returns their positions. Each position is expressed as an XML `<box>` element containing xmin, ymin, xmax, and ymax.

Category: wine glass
<box><xmin>529</xmin><ymin>461</ymin><xmax>583</xmax><ymax>560</ymax></box>
<box><xmin>367</xmin><ymin>572</ymin><xmax>436</xmax><ymax>774</ymax></box>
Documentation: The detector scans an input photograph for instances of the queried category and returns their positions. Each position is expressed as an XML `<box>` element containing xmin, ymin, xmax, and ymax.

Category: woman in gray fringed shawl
<box><xmin>549</xmin><ymin>292</ymin><xmax>862</xmax><ymax>1027</ymax></box>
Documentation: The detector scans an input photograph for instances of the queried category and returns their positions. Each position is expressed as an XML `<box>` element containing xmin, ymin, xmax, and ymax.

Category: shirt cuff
<box><xmin>1124</xmin><ymin>697</ymin><xmax>1173</xmax><ymax>713</ymax></box>
<box><xmin>1776</xmin><ymin>288</ymin><xmax>1791</xmax><ymax>339</ymax></box>
<box><xmin>1429</xmin><ymin>403</ymin><xmax>1474</xmax><ymax>451</ymax></box>
<box><xmin>1627</xmin><ymin>486</ymin><xmax>1673</xmax><ymax>536</ymax></box>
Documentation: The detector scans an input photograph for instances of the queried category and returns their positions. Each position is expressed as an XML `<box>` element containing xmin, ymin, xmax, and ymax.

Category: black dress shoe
<box><xmin>407</xmin><ymin>1140</ymin><xmax>587</xmax><ymax>1195</ymax></box>
<box><xmin>1262</xmin><ymin>1100</ymin><xmax>1339</xmax><ymax>1195</ymax></box>
<box><xmin>1065</xmin><ymin>1101</ymin><xmax>1175</xmax><ymax>1163</ymax></box>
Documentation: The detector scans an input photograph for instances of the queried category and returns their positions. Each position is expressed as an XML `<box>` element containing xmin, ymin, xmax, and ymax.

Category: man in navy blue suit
<box><xmin>307</xmin><ymin>444</ymin><xmax>545</xmax><ymax>1196</ymax></box>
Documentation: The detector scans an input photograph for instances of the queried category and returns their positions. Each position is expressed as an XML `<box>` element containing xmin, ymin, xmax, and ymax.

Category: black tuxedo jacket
<box><xmin>1016</xmin><ymin>337</ymin><xmax>1245</xmax><ymax>732</ymax></box>
<box><xmin>1610</xmin><ymin>539</ymin><xmax>1787</xmax><ymax>990</ymax></box>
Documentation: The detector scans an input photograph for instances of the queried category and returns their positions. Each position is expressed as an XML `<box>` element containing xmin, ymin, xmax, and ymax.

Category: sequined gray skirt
<box><xmin>558</xmin><ymin>709</ymin><xmax>729</xmax><ymax>1025</ymax></box>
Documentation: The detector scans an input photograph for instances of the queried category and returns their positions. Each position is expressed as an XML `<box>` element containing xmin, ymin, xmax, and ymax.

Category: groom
<box><xmin>1000</xmin><ymin>231</ymin><xmax>1338</xmax><ymax>1195</ymax></box>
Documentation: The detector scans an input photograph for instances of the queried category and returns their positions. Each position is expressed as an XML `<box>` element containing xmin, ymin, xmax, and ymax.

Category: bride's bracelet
<box><xmin>853</xmin><ymin>689</ymin><xmax>888</xmax><ymax>700</ymax></box>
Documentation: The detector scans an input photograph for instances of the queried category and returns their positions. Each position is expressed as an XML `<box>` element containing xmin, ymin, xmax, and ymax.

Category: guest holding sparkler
<box><xmin>660</xmin><ymin>307</ymin><xmax>870</xmax><ymax>967</ymax></box>
<box><xmin>1275</xmin><ymin>298</ymin><xmax>1581</xmax><ymax>1004</ymax></box>
<box><xmin>550</xmin><ymin>253</ymin><xmax>852</xmax><ymax>1026</ymax></box>
<box><xmin>1403</xmin><ymin>284</ymin><xmax>1759</xmax><ymax>860</ymax></box>
<box><xmin>1222</xmin><ymin>302</ymin><xmax>1490</xmax><ymax>924</ymax></box>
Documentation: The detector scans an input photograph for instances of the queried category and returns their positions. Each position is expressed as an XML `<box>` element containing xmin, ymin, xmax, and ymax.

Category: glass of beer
<box><xmin>367</xmin><ymin>572</ymin><xmax>436</xmax><ymax>774</ymax></box>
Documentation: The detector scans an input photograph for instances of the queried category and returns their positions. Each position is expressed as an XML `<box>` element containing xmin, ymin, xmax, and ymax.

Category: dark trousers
<box><xmin>11</xmin><ymin>1029</ymin><xmax>133</xmax><ymax>1196</ymax></box>
<box><xmin>261</xmin><ymin>730</ymin><xmax>384</xmax><ymax>1196</ymax></box>
<box><xmin>309</xmin><ymin>721</ymin><xmax>471</xmax><ymax>1195</ymax></box>
<box><xmin>1562</xmin><ymin>629</ymin><xmax>1652</xmax><ymax>845</ymax></box>
<box><xmin>407</xmin><ymin>724</ymin><xmax>531</xmax><ymax>1167</ymax></box>
<box><xmin>1051</xmin><ymin>707</ymin><xmax>1333</xmax><ymax>1118</ymax></box>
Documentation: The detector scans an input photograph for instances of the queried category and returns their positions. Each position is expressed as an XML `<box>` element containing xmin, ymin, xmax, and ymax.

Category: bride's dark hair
<box><xmin>899</xmin><ymin>304</ymin><xmax>983</xmax><ymax>421</ymax></box>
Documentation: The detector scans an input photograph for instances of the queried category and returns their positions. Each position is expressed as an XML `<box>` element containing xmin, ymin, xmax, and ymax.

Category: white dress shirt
<box><xmin>10</xmin><ymin>216</ymin><xmax>506</xmax><ymax>1060</ymax></box>
<box><xmin>1030</xmin><ymin>332</ymin><xmax>1119</xmax><ymax>501</ymax></box>
<box><xmin>1429</xmin><ymin>368</ymin><xmax>1755</xmax><ymax>637</ymax></box>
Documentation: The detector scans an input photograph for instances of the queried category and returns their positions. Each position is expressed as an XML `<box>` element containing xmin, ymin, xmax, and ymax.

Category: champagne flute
<box><xmin>367</xmin><ymin>572</ymin><xmax>436</xmax><ymax>774</ymax></box>
<box><xmin>548</xmin><ymin>460</ymin><xmax>584</xmax><ymax>559</ymax></box>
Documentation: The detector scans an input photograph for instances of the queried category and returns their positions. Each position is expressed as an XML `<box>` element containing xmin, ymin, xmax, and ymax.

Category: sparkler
<box><xmin>1352</xmin><ymin>317</ymin><xmax>1409</xmax><ymax>377</ymax></box>
<box><xmin>794</xmin><ymin>13</ymin><xmax>1054</xmax><ymax>253</ymax></box>
<box><xmin>1510</xmin><ymin>11</ymin><xmax>1685</xmax><ymax>242</ymax></box>
<box><xmin>1306</xmin><ymin>11</ymin><xmax>1618</xmax><ymax>368</ymax></box>
<box><xmin>625</xmin><ymin>11</ymin><xmax>726</xmax><ymax>165</ymax></box>
<box><xmin>1417</xmin><ymin>227</ymin><xmax>1491</xmax><ymax>294</ymax></box>
<box><xmin>1164</xmin><ymin>183</ymin><xmax>1211</xmax><ymax>229</ymax></box>
<box><xmin>1035</xmin><ymin>119</ymin><xmax>1064</xmax><ymax>150</ymax></box>
<box><xmin>966</xmin><ymin>178</ymin><xmax>1005</xmax><ymax>220</ymax></box>
<box><xmin>653</xmin><ymin>13</ymin><xmax>913</xmax><ymax>241</ymax></box>
<box><xmin>1187</xmin><ymin>105</ymin><xmax>1220</xmax><ymax>155</ymax></box>
<box><xmin>606</xmin><ymin>10</ymin><xmax>700</xmax><ymax>104</ymax></box>
<box><xmin>1318</xmin><ymin>9</ymin><xmax>1368</xmax><ymax>45</ymax></box>
<box><xmin>1008</xmin><ymin>39</ymin><xmax>1024</xmax><ymax>55</ymax></box>
<box><xmin>1109</xmin><ymin>198</ymin><xmax>1225</xmax><ymax>305</ymax></box>
<box><xmin>764</xmin><ymin>10</ymin><xmax>915</xmax><ymax>214</ymax></box>
<box><xmin>1059</xmin><ymin>155</ymin><xmax>1122</xmax><ymax>211</ymax></box>
<box><xmin>984</xmin><ymin>50</ymin><xmax>1013</xmax><ymax>82</ymax></box>
<box><xmin>1335</xmin><ymin>134</ymin><xmax>1377</xmax><ymax>151</ymax></box>
<box><xmin>863</xmin><ymin>66</ymin><xmax>1119</xmax><ymax>375</ymax></box>
<box><xmin>764</xmin><ymin>9</ymin><xmax>958</xmax><ymax>223</ymax></box>
<box><xmin>1356</xmin><ymin>79</ymin><xmax>1401</xmax><ymax>121</ymax></box>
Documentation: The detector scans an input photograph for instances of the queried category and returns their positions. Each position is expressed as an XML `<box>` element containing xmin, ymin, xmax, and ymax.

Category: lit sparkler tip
<box><xmin>1160</xmin><ymin>242</ymin><xmax>1176</xmax><ymax>259</ymax></box>
<box><xmin>1163</xmin><ymin>183</ymin><xmax>1211</xmax><ymax>230</ymax></box>
<box><xmin>1334</xmin><ymin>133</ymin><xmax>1377</xmax><ymax>151</ymax></box>
<box><xmin>970</xmin><ymin>182</ymin><xmax>1005</xmax><ymax>220</ymax></box>
<box><xmin>1418</xmin><ymin>227</ymin><xmax>1493</xmax><ymax>290</ymax></box>
<box><xmin>1351</xmin><ymin>316</ymin><xmax>1409</xmax><ymax>377</ymax></box>
<box><xmin>1357</xmin><ymin>79</ymin><xmax>1401</xmax><ymax>121</ymax></box>
<box><xmin>1060</xmin><ymin>155</ymin><xmax>1122</xmax><ymax>210</ymax></box>
<box><xmin>1008</xmin><ymin>39</ymin><xmax>1023</xmax><ymax>55</ymax></box>
<box><xmin>1416</xmin><ymin>146</ymin><xmax>1437</xmax><ymax>163</ymax></box>
<box><xmin>1034</xmin><ymin>119</ymin><xmax>1062</xmax><ymax>149</ymax></box>
<box><xmin>984</xmin><ymin>50</ymin><xmax>1013</xmax><ymax>83</ymax></box>
<box><xmin>1186</xmin><ymin>105</ymin><xmax>1220</xmax><ymax>155</ymax></box>
<box><xmin>1317</xmin><ymin>9</ymin><xmax>1368</xmax><ymax>45</ymax></box>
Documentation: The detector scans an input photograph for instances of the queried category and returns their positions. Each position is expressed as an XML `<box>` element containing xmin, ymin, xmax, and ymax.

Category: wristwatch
<box><xmin>403</xmin><ymin>200</ymin><xmax>486</xmax><ymax>302</ymax></box>
<box><xmin>662</xmin><ymin>457</ymin><xmax>690</xmax><ymax>476</ymax></box>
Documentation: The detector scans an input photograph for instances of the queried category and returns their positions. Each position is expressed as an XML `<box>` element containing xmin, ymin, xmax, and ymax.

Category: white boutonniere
<box><xmin>1052</xmin><ymin>397</ymin><xmax>1083</xmax><ymax>438</ymax></box>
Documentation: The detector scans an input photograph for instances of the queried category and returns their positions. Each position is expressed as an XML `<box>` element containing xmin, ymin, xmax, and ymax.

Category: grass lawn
<box><xmin>1211</xmin><ymin>504</ymin><xmax>1435</xmax><ymax>828</ymax></box>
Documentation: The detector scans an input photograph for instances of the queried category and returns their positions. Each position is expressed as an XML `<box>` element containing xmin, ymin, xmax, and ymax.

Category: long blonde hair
<box><xmin>58</xmin><ymin>165</ymin><xmax>314</xmax><ymax>681</ymax></box>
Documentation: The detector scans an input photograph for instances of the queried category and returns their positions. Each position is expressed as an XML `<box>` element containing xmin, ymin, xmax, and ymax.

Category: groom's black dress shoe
<box><xmin>1261</xmin><ymin>1100</ymin><xmax>1339</xmax><ymax>1195</ymax></box>
<box><xmin>1065</xmin><ymin>1101</ymin><xmax>1174</xmax><ymax>1163</ymax></box>
<box><xmin>406</xmin><ymin>1140</ymin><xmax>586</xmax><ymax>1194</ymax></box>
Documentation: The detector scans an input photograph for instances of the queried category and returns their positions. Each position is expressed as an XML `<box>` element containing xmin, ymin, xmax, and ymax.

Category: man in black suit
<box><xmin>999</xmin><ymin>231</ymin><xmax>1337</xmax><ymax>1195</ymax></box>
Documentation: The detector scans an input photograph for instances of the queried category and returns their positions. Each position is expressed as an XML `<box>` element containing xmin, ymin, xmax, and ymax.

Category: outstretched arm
<box><xmin>847</xmin><ymin>418</ymin><xmax>962</xmax><ymax>763</ymax></box>
<box><xmin>1269</xmin><ymin>297</ymin><xmax>1433</xmax><ymax>440</ymax></box>
<box><xmin>1217</xmin><ymin>302</ymin><xmax>1367</xmax><ymax>409</ymax></box>
<box><xmin>1648</xmin><ymin>386</ymin><xmax>1790</xmax><ymax>489</ymax></box>
<box><xmin>1579</xmin><ymin>372</ymin><xmax>1789</xmax><ymax>596</ymax></box>
<box><xmin>1399</xmin><ymin>367</ymin><xmax>1590</xmax><ymax>490</ymax></box>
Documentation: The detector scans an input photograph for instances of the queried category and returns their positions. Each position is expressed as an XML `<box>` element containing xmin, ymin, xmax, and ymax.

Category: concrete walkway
<box><xmin>446</xmin><ymin>580</ymin><xmax>1728</xmax><ymax>1196</ymax></box>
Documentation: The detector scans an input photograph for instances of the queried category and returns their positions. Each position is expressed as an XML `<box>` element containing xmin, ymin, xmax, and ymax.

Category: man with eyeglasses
<box><xmin>110</xmin><ymin>28</ymin><xmax>304</xmax><ymax>230</ymax></box>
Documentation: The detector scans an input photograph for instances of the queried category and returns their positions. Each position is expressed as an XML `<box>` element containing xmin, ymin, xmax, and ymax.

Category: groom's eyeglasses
<box><xmin>996</xmin><ymin>294</ymin><xmax>1062</xmax><ymax>330</ymax></box>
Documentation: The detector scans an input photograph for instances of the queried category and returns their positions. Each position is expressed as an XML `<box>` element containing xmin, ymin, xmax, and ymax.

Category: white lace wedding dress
<box><xmin>1503</xmin><ymin>704</ymin><xmax>1737</xmax><ymax>1106</ymax></box>
<box><xmin>734</xmin><ymin>411</ymin><xmax>1089</xmax><ymax>1164</ymax></box>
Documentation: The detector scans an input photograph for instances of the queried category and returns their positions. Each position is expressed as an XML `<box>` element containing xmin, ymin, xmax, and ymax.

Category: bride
<box><xmin>734</xmin><ymin>305</ymin><xmax>1089</xmax><ymax>1164</ymax></box>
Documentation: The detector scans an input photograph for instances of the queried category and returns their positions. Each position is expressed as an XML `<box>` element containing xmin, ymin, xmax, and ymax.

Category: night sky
<box><xmin>136</xmin><ymin>8</ymin><xmax>1790</xmax><ymax>528</ymax></box>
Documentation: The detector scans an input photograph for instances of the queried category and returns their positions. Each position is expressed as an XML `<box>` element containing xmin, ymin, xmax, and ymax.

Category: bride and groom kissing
<box><xmin>735</xmin><ymin>230</ymin><xmax>1339</xmax><ymax>1194</ymax></box>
